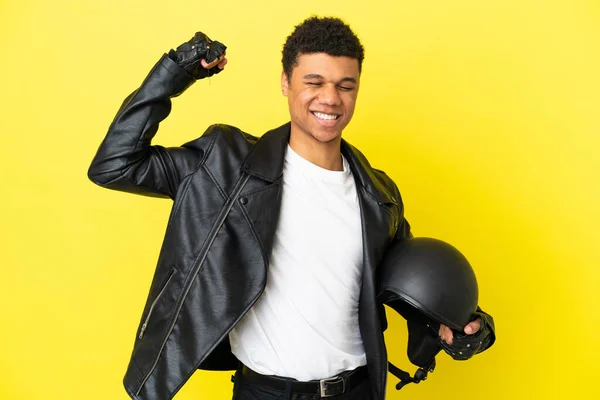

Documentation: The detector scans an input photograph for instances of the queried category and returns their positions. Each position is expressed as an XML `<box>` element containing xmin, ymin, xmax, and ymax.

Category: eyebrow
<box><xmin>302</xmin><ymin>74</ymin><xmax>357</xmax><ymax>84</ymax></box>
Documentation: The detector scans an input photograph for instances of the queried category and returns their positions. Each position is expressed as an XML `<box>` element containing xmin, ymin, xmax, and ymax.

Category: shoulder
<box><xmin>343</xmin><ymin>140</ymin><xmax>403</xmax><ymax>202</ymax></box>
<box><xmin>179</xmin><ymin>124</ymin><xmax>260</xmax><ymax>167</ymax></box>
<box><xmin>373</xmin><ymin>168</ymin><xmax>398</xmax><ymax>190</ymax></box>
<box><xmin>373</xmin><ymin>168</ymin><xmax>405</xmax><ymax>208</ymax></box>
<box><xmin>182</xmin><ymin>124</ymin><xmax>259</xmax><ymax>151</ymax></box>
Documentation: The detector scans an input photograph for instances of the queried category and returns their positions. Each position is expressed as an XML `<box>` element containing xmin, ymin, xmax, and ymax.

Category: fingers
<box><xmin>464</xmin><ymin>318</ymin><xmax>481</xmax><ymax>335</ymax></box>
<box><xmin>201</xmin><ymin>53</ymin><xmax>227</xmax><ymax>70</ymax></box>
<box><xmin>438</xmin><ymin>324</ymin><xmax>453</xmax><ymax>345</ymax></box>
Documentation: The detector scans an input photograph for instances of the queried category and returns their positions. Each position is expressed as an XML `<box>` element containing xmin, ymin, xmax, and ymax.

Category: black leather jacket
<box><xmin>88</xmin><ymin>54</ymin><xmax>411</xmax><ymax>400</ymax></box>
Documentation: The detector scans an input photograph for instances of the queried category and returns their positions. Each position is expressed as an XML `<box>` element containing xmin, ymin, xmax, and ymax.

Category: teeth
<box><xmin>313</xmin><ymin>112</ymin><xmax>338</xmax><ymax>120</ymax></box>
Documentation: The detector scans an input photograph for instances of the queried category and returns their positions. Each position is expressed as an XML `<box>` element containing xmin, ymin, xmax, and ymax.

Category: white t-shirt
<box><xmin>229</xmin><ymin>145</ymin><xmax>366</xmax><ymax>381</ymax></box>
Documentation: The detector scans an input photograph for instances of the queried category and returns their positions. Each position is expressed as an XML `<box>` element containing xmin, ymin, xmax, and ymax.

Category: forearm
<box><xmin>87</xmin><ymin>55</ymin><xmax>194</xmax><ymax>190</ymax></box>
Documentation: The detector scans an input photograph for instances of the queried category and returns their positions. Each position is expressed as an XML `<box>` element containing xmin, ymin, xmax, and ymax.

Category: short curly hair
<box><xmin>282</xmin><ymin>16</ymin><xmax>365</xmax><ymax>79</ymax></box>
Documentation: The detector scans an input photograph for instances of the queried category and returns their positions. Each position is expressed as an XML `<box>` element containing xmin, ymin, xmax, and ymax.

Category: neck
<box><xmin>289</xmin><ymin>132</ymin><xmax>343</xmax><ymax>171</ymax></box>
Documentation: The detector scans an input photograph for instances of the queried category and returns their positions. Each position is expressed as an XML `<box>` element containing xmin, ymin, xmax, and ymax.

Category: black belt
<box><xmin>238</xmin><ymin>364</ymin><xmax>369</xmax><ymax>398</ymax></box>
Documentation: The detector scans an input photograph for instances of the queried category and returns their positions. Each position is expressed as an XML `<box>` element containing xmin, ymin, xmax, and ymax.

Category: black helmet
<box><xmin>377</xmin><ymin>237</ymin><xmax>479</xmax><ymax>390</ymax></box>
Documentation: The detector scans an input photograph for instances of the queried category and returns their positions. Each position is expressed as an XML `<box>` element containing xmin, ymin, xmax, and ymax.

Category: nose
<box><xmin>318</xmin><ymin>83</ymin><xmax>341</xmax><ymax>106</ymax></box>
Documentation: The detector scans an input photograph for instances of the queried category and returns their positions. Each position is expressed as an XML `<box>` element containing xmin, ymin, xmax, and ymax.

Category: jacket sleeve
<box><xmin>391</xmin><ymin>181</ymin><xmax>497</xmax><ymax>354</ymax></box>
<box><xmin>393</xmin><ymin>182</ymin><xmax>413</xmax><ymax>240</ymax></box>
<box><xmin>473</xmin><ymin>306</ymin><xmax>496</xmax><ymax>352</ymax></box>
<box><xmin>88</xmin><ymin>54</ymin><xmax>204</xmax><ymax>199</ymax></box>
<box><xmin>379</xmin><ymin>179</ymin><xmax>412</xmax><ymax>332</ymax></box>
<box><xmin>385</xmin><ymin>180</ymin><xmax>497</xmax><ymax>355</ymax></box>
<box><xmin>396</xmin><ymin>216</ymin><xmax>413</xmax><ymax>240</ymax></box>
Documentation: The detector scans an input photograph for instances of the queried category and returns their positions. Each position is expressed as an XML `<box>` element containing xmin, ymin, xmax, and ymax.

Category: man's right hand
<box><xmin>168</xmin><ymin>32</ymin><xmax>227</xmax><ymax>80</ymax></box>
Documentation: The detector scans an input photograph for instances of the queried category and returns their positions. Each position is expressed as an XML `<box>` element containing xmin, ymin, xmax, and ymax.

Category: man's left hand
<box><xmin>438</xmin><ymin>318</ymin><xmax>481</xmax><ymax>345</ymax></box>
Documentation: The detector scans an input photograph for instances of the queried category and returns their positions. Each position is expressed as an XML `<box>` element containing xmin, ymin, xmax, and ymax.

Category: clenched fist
<box><xmin>168</xmin><ymin>32</ymin><xmax>227</xmax><ymax>79</ymax></box>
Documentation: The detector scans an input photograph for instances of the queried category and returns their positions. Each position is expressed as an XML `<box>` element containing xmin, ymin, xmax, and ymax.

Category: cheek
<box><xmin>343</xmin><ymin>97</ymin><xmax>357</xmax><ymax>113</ymax></box>
<box><xmin>297</xmin><ymin>88</ymin><xmax>319</xmax><ymax>103</ymax></box>
<box><xmin>293</xmin><ymin>96</ymin><xmax>314</xmax><ymax>113</ymax></box>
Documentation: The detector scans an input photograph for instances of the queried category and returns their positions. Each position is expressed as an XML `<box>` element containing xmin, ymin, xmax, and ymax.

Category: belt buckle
<box><xmin>319</xmin><ymin>375</ymin><xmax>345</xmax><ymax>397</ymax></box>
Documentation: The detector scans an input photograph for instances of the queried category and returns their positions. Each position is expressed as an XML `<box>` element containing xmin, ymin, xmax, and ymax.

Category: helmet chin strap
<box><xmin>388</xmin><ymin>319</ymin><xmax>442</xmax><ymax>390</ymax></box>
<box><xmin>388</xmin><ymin>359</ymin><xmax>435</xmax><ymax>390</ymax></box>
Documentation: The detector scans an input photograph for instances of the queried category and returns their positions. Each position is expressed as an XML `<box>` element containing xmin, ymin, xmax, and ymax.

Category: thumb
<box><xmin>464</xmin><ymin>318</ymin><xmax>481</xmax><ymax>335</ymax></box>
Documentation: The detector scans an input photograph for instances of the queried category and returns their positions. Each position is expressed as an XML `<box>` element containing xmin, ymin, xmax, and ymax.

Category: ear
<box><xmin>281</xmin><ymin>71</ymin><xmax>289</xmax><ymax>96</ymax></box>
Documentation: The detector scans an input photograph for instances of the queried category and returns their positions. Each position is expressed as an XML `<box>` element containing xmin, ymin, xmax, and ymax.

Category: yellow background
<box><xmin>1</xmin><ymin>0</ymin><xmax>598</xmax><ymax>398</ymax></box>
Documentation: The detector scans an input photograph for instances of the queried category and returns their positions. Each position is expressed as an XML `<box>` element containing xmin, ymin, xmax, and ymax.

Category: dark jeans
<box><xmin>231</xmin><ymin>367</ymin><xmax>373</xmax><ymax>400</ymax></box>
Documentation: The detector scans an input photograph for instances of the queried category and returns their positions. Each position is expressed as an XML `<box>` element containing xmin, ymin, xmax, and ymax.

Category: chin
<box><xmin>312</xmin><ymin>131</ymin><xmax>342</xmax><ymax>144</ymax></box>
<box><xmin>312</xmin><ymin>125</ymin><xmax>345</xmax><ymax>143</ymax></box>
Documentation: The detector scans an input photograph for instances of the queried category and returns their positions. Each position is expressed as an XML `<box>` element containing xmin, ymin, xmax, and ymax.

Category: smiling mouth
<box><xmin>312</xmin><ymin>111</ymin><xmax>340</xmax><ymax>121</ymax></box>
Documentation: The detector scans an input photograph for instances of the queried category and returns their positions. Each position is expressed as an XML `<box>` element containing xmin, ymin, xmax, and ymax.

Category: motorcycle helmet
<box><xmin>377</xmin><ymin>237</ymin><xmax>479</xmax><ymax>390</ymax></box>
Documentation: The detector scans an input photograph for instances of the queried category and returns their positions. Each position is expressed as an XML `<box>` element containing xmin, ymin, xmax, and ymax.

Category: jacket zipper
<box><xmin>135</xmin><ymin>173</ymin><xmax>251</xmax><ymax>396</ymax></box>
<box><xmin>138</xmin><ymin>268</ymin><xmax>178</xmax><ymax>340</ymax></box>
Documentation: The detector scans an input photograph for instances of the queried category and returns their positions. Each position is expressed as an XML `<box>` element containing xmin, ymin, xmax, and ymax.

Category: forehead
<box><xmin>292</xmin><ymin>53</ymin><xmax>360</xmax><ymax>79</ymax></box>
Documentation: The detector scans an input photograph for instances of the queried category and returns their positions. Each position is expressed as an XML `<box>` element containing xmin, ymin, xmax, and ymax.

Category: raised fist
<box><xmin>169</xmin><ymin>32</ymin><xmax>227</xmax><ymax>79</ymax></box>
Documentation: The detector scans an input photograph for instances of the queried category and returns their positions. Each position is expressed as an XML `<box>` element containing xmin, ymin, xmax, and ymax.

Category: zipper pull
<box><xmin>139</xmin><ymin>323</ymin><xmax>148</xmax><ymax>339</ymax></box>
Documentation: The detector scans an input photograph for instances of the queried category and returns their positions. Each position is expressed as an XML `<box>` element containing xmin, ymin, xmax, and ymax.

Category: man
<box><xmin>89</xmin><ymin>16</ymin><xmax>493</xmax><ymax>400</ymax></box>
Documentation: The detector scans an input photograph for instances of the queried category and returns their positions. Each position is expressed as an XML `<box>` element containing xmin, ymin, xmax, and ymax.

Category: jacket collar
<box><xmin>242</xmin><ymin>122</ymin><xmax>397</xmax><ymax>205</ymax></box>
